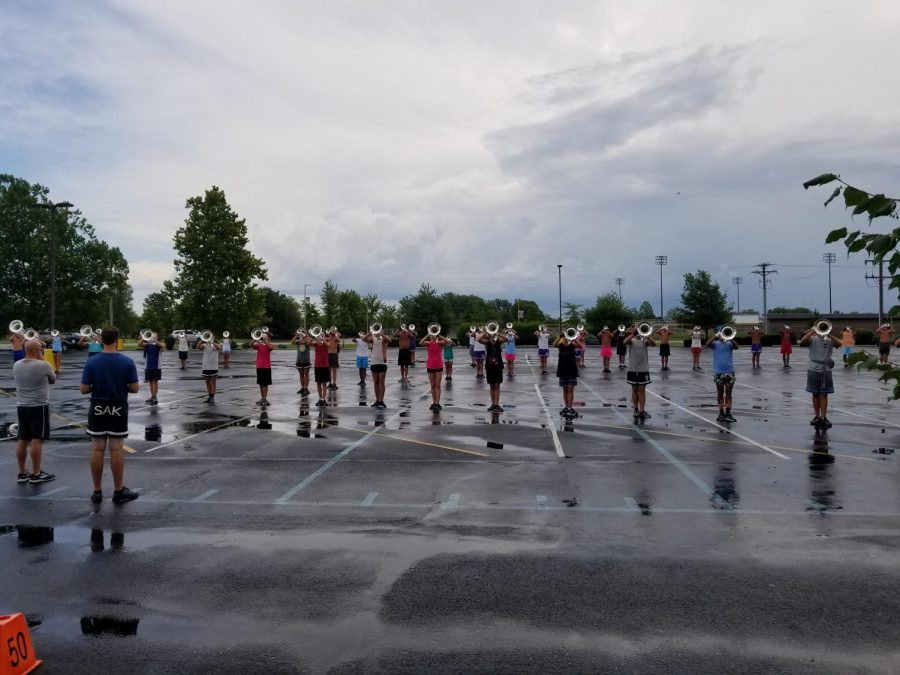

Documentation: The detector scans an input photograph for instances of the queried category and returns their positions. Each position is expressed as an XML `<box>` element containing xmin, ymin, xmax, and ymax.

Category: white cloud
<box><xmin>2</xmin><ymin>0</ymin><xmax>900</xmax><ymax>317</ymax></box>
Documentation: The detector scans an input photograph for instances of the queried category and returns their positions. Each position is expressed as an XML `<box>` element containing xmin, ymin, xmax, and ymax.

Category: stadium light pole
<box><xmin>557</xmin><ymin>264</ymin><xmax>563</xmax><ymax>334</ymax></box>
<box><xmin>615</xmin><ymin>277</ymin><xmax>624</xmax><ymax>302</ymax></box>
<box><xmin>823</xmin><ymin>252</ymin><xmax>836</xmax><ymax>313</ymax></box>
<box><xmin>303</xmin><ymin>283</ymin><xmax>310</xmax><ymax>330</ymax></box>
<box><xmin>732</xmin><ymin>276</ymin><xmax>743</xmax><ymax>314</ymax></box>
<box><xmin>28</xmin><ymin>200</ymin><xmax>73</xmax><ymax>331</ymax></box>
<box><xmin>654</xmin><ymin>256</ymin><xmax>668</xmax><ymax>320</ymax></box>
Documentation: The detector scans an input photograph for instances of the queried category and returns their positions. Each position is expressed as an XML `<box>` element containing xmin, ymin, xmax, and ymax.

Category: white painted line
<box><xmin>645</xmin><ymin>390</ymin><xmax>789</xmax><ymax>460</ymax></box>
<box><xmin>533</xmin><ymin>384</ymin><xmax>565</xmax><ymax>458</ymax></box>
<box><xmin>361</xmin><ymin>491</ymin><xmax>379</xmax><ymax>506</ymax></box>
<box><xmin>191</xmin><ymin>489</ymin><xmax>218</xmax><ymax>502</ymax></box>
<box><xmin>536</xmin><ymin>494</ymin><xmax>548</xmax><ymax>509</ymax></box>
<box><xmin>624</xmin><ymin>496</ymin><xmax>640</xmax><ymax>512</ymax></box>
<box><xmin>28</xmin><ymin>486</ymin><xmax>68</xmax><ymax>499</ymax></box>
<box><xmin>446</xmin><ymin>493</ymin><xmax>460</xmax><ymax>508</ymax></box>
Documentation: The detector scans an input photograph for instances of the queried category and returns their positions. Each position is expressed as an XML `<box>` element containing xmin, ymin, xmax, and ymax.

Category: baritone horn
<box><xmin>370</xmin><ymin>322</ymin><xmax>382</xmax><ymax>335</ymax></box>
<box><xmin>637</xmin><ymin>322</ymin><xmax>653</xmax><ymax>338</ymax></box>
<box><xmin>814</xmin><ymin>319</ymin><xmax>833</xmax><ymax>337</ymax></box>
<box><xmin>564</xmin><ymin>326</ymin><xmax>579</xmax><ymax>342</ymax></box>
<box><xmin>50</xmin><ymin>329</ymin><xmax>60</xmax><ymax>337</ymax></box>
<box><xmin>139</xmin><ymin>329</ymin><xmax>153</xmax><ymax>341</ymax></box>
<box><xmin>309</xmin><ymin>324</ymin><xmax>323</xmax><ymax>339</ymax></box>
<box><xmin>222</xmin><ymin>331</ymin><xmax>230</xmax><ymax>339</ymax></box>
<box><xmin>719</xmin><ymin>325</ymin><xmax>736</xmax><ymax>341</ymax></box>
<box><xmin>469</xmin><ymin>325</ymin><xmax>476</xmax><ymax>333</ymax></box>
<box><xmin>23</xmin><ymin>328</ymin><xmax>39</xmax><ymax>340</ymax></box>
<box><xmin>200</xmin><ymin>330</ymin><xmax>214</xmax><ymax>343</ymax></box>
<box><xmin>576</xmin><ymin>324</ymin><xmax>584</xmax><ymax>332</ymax></box>
<box><xmin>80</xmin><ymin>325</ymin><xmax>94</xmax><ymax>338</ymax></box>
<box><xmin>8</xmin><ymin>319</ymin><xmax>24</xmax><ymax>334</ymax></box>
<box><xmin>407</xmin><ymin>323</ymin><xmax>416</xmax><ymax>332</ymax></box>
<box><xmin>250</xmin><ymin>328</ymin><xmax>264</xmax><ymax>341</ymax></box>
<box><xmin>538</xmin><ymin>324</ymin><xmax>546</xmax><ymax>332</ymax></box>
<box><xmin>506</xmin><ymin>322</ymin><xmax>514</xmax><ymax>330</ymax></box>
<box><xmin>618</xmin><ymin>324</ymin><xmax>626</xmax><ymax>333</ymax></box>
<box><xmin>485</xmin><ymin>321</ymin><xmax>500</xmax><ymax>335</ymax></box>
<box><xmin>427</xmin><ymin>323</ymin><xmax>441</xmax><ymax>336</ymax></box>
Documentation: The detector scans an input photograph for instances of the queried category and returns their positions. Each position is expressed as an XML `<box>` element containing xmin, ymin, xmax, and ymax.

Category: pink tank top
<box><xmin>426</xmin><ymin>340</ymin><xmax>443</xmax><ymax>369</ymax></box>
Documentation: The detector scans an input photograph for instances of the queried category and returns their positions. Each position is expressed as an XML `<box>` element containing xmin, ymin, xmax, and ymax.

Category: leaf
<box><xmin>888</xmin><ymin>304</ymin><xmax>900</xmax><ymax>318</ymax></box>
<box><xmin>868</xmin><ymin>234</ymin><xmax>894</xmax><ymax>255</ymax></box>
<box><xmin>866</xmin><ymin>195</ymin><xmax>896</xmax><ymax>220</ymax></box>
<box><xmin>803</xmin><ymin>173</ymin><xmax>839</xmax><ymax>189</ymax></box>
<box><xmin>843</xmin><ymin>230</ymin><xmax>861</xmax><ymax>247</ymax></box>
<box><xmin>852</xmin><ymin>196</ymin><xmax>875</xmax><ymax>216</ymax></box>
<box><xmin>824</xmin><ymin>227</ymin><xmax>847</xmax><ymax>243</ymax></box>
<box><xmin>823</xmin><ymin>187</ymin><xmax>842</xmax><ymax>207</ymax></box>
<box><xmin>847</xmin><ymin>238</ymin><xmax>867</xmax><ymax>253</ymax></box>
<box><xmin>842</xmin><ymin>185</ymin><xmax>868</xmax><ymax>207</ymax></box>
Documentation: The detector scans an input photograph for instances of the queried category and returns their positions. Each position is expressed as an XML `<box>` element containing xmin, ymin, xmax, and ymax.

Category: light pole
<box><xmin>823</xmin><ymin>252</ymin><xmax>836</xmax><ymax>313</ymax></box>
<box><xmin>303</xmin><ymin>283</ymin><xmax>310</xmax><ymax>330</ymax></box>
<box><xmin>614</xmin><ymin>277</ymin><xmax>624</xmax><ymax>302</ymax></box>
<box><xmin>28</xmin><ymin>200</ymin><xmax>73</xmax><ymax>330</ymax></box>
<box><xmin>654</xmin><ymin>256</ymin><xmax>668</xmax><ymax>319</ymax></box>
<box><xmin>557</xmin><ymin>264</ymin><xmax>563</xmax><ymax>334</ymax></box>
<box><xmin>732</xmin><ymin>276</ymin><xmax>743</xmax><ymax>314</ymax></box>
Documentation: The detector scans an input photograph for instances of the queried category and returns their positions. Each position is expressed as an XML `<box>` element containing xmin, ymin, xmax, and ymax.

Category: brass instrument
<box><xmin>8</xmin><ymin>423</ymin><xmax>18</xmax><ymax>438</ymax></box>
<box><xmin>250</xmin><ymin>328</ymin><xmax>264</xmax><ymax>341</ymax></box>
<box><xmin>427</xmin><ymin>323</ymin><xmax>441</xmax><ymax>336</ymax></box>
<box><xmin>538</xmin><ymin>324</ymin><xmax>546</xmax><ymax>332</ymax></box>
<box><xmin>23</xmin><ymin>329</ymin><xmax>39</xmax><ymax>340</ymax></box>
<box><xmin>370</xmin><ymin>322</ymin><xmax>382</xmax><ymax>335</ymax></box>
<box><xmin>408</xmin><ymin>323</ymin><xmax>416</xmax><ymax>332</ymax></box>
<box><xmin>139</xmin><ymin>329</ymin><xmax>154</xmax><ymax>342</ymax></box>
<box><xmin>50</xmin><ymin>329</ymin><xmax>60</xmax><ymax>337</ymax></box>
<box><xmin>261</xmin><ymin>326</ymin><xmax>270</xmax><ymax>334</ymax></box>
<box><xmin>469</xmin><ymin>325</ymin><xmax>476</xmax><ymax>333</ymax></box>
<box><xmin>200</xmin><ymin>330</ymin><xmax>214</xmax><ymax>343</ymax></box>
<box><xmin>719</xmin><ymin>325</ymin><xmax>736</xmax><ymax>341</ymax></box>
<box><xmin>506</xmin><ymin>322</ymin><xmax>514</xmax><ymax>330</ymax></box>
<box><xmin>8</xmin><ymin>319</ymin><xmax>23</xmax><ymax>334</ymax></box>
<box><xmin>485</xmin><ymin>321</ymin><xmax>500</xmax><ymax>335</ymax></box>
<box><xmin>222</xmin><ymin>331</ymin><xmax>230</xmax><ymax>339</ymax></box>
<box><xmin>309</xmin><ymin>324</ymin><xmax>323</xmax><ymax>339</ymax></box>
<box><xmin>576</xmin><ymin>324</ymin><xmax>584</xmax><ymax>332</ymax></box>
<box><xmin>80</xmin><ymin>325</ymin><xmax>94</xmax><ymax>338</ymax></box>
<box><xmin>617</xmin><ymin>324</ymin><xmax>625</xmax><ymax>333</ymax></box>
<box><xmin>637</xmin><ymin>323</ymin><xmax>653</xmax><ymax>338</ymax></box>
<box><xmin>564</xmin><ymin>326</ymin><xmax>579</xmax><ymax>342</ymax></box>
<box><xmin>814</xmin><ymin>319</ymin><xmax>832</xmax><ymax>337</ymax></box>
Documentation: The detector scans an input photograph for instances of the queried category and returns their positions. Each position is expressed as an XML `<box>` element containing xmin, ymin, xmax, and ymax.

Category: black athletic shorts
<box><xmin>879</xmin><ymin>343</ymin><xmax>891</xmax><ymax>356</ymax></box>
<box><xmin>144</xmin><ymin>369</ymin><xmax>162</xmax><ymax>382</ymax></box>
<box><xmin>370</xmin><ymin>364</ymin><xmax>387</xmax><ymax>374</ymax></box>
<box><xmin>659</xmin><ymin>344</ymin><xmax>671</xmax><ymax>357</ymax></box>
<box><xmin>314</xmin><ymin>366</ymin><xmax>331</xmax><ymax>383</ymax></box>
<box><xmin>328</xmin><ymin>353</ymin><xmax>339</xmax><ymax>368</ymax></box>
<box><xmin>16</xmin><ymin>405</ymin><xmax>50</xmax><ymax>441</ymax></box>
<box><xmin>486</xmin><ymin>364</ymin><xmax>504</xmax><ymax>385</ymax></box>
<box><xmin>256</xmin><ymin>368</ymin><xmax>272</xmax><ymax>386</ymax></box>
<box><xmin>398</xmin><ymin>348</ymin><xmax>411</xmax><ymax>366</ymax></box>
<box><xmin>179</xmin><ymin>351</ymin><xmax>188</xmax><ymax>361</ymax></box>
<box><xmin>87</xmin><ymin>399</ymin><xmax>129</xmax><ymax>437</ymax></box>
<box><xmin>202</xmin><ymin>369</ymin><xmax>219</xmax><ymax>378</ymax></box>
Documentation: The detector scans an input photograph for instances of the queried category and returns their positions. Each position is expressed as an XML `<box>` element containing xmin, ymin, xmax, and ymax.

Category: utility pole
<box><xmin>303</xmin><ymin>283</ymin><xmax>310</xmax><ymax>330</ymax></box>
<box><xmin>751</xmin><ymin>263</ymin><xmax>777</xmax><ymax>332</ymax></box>
<box><xmin>614</xmin><ymin>277</ymin><xmax>624</xmax><ymax>302</ymax></box>
<box><xmin>557</xmin><ymin>264</ymin><xmax>563</xmax><ymax>334</ymax></box>
<box><xmin>732</xmin><ymin>276</ymin><xmax>743</xmax><ymax>314</ymax></box>
<box><xmin>28</xmin><ymin>200</ymin><xmax>73</xmax><ymax>331</ymax></box>
<box><xmin>654</xmin><ymin>256</ymin><xmax>668</xmax><ymax>319</ymax></box>
<box><xmin>823</xmin><ymin>252</ymin><xmax>836</xmax><ymax>314</ymax></box>
<box><xmin>865</xmin><ymin>259</ymin><xmax>888</xmax><ymax>326</ymax></box>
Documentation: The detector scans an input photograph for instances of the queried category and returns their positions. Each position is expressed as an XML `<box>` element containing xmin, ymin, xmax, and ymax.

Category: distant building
<box><xmin>767</xmin><ymin>312</ymin><xmax>885</xmax><ymax>332</ymax></box>
<box><xmin>732</xmin><ymin>314</ymin><xmax>762</xmax><ymax>327</ymax></box>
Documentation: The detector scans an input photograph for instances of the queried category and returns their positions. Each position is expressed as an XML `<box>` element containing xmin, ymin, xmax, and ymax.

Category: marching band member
<box><xmin>80</xmin><ymin>330</ymin><xmax>103</xmax><ymax>359</ymax></box>
<box><xmin>396</xmin><ymin>326</ymin><xmax>412</xmax><ymax>383</ymax></box>
<box><xmin>251</xmin><ymin>329</ymin><xmax>274</xmax><ymax>406</ymax></box>
<box><xmin>780</xmin><ymin>325</ymin><xmax>794</xmax><ymax>369</ymax></box>
<box><xmin>656</xmin><ymin>325</ymin><xmax>672</xmax><ymax>371</ymax></box>
<box><xmin>353</xmin><ymin>332</ymin><xmax>370</xmax><ymax>387</ymax></box>
<box><xmin>747</xmin><ymin>325</ymin><xmax>764</xmax><ymax>369</ymax></box>
<box><xmin>624</xmin><ymin>326</ymin><xmax>655</xmax><ymax>420</ymax></box>
<box><xmin>138</xmin><ymin>331</ymin><xmax>164</xmax><ymax>405</ymax></box>
<box><xmin>50</xmin><ymin>331</ymin><xmax>63</xmax><ymax>374</ymax></box>
<box><xmin>503</xmin><ymin>326</ymin><xmax>518</xmax><ymax>377</ymax></box>
<box><xmin>443</xmin><ymin>337</ymin><xmax>455</xmax><ymax>381</ymax></box>
<box><xmin>840</xmin><ymin>326</ymin><xmax>855</xmax><ymax>366</ymax></box>
<box><xmin>875</xmin><ymin>323</ymin><xmax>893</xmax><ymax>364</ymax></box>
<box><xmin>706</xmin><ymin>327</ymin><xmax>739</xmax><ymax>423</ymax></box>
<box><xmin>690</xmin><ymin>326</ymin><xmax>703</xmax><ymax>370</ymax></box>
<box><xmin>597</xmin><ymin>326</ymin><xmax>614</xmax><ymax>373</ymax></box>
<box><xmin>326</xmin><ymin>327</ymin><xmax>342</xmax><ymax>389</ymax></box>
<box><xmin>9</xmin><ymin>329</ymin><xmax>26</xmax><ymax>363</ymax></box>
<box><xmin>365</xmin><ymin>328</ymin><xmax>390</xmax><ymax>408</ymax></box>
<box><xmin>195</xmin><ymin>333</ymin><xmax>221</xmax><ymax>403</ymax></box>
<box><xmin>468</xmin><ymin>328</ymin><xmax>477</xmax><ymax>367</ymax></box>
<box><xmin>421</xmin><ymin>328</ymin><xmax>451</xmax><ymax>410</ymax></box>
<box><xmin>535</xmin><ymin>326</ymin><xmax>551</xmax><ymax>375</ymax></box>
<box><xmin>408</xmin><ymin>325</ymin><xmax>418</xmax><ymax>366</ymax></box>
<box><xmin>575</xmin><ymin>329</ymin><xmax>586</xmax><ymax>368</ymax></box>
<box><xmin>313</xmin><ymin>330</ymin><xmax>331</xmax><ymax>406</ymax></box>
<box><xmin>222</xmin><ymin>333</ymin><xmax>232</xmax><ymax>368</ymax></box>
<box><xmin>799</xmin><ymin>324</ymin><xmax>841</xmax><ymax>429</ymax></box>
<box><xmin>472</xmin><ymin>326</ymin><xmax>487</xmax><ymax>379</ymax></box>
<box><xmin>291</xmin><ymin>330</ymin><xmax>312</xmax><ymax>395</ymax></box>
<box><xmin>615</xmin><ymin>326</ymin><xmax>628</xmax><ymax>369</ymax></box>
<box><xmin>554</xmin><ymin>329</ymin><xmax>584</xmax><ymax>419</ymax></box>
<box><xmin>177</xmin><ymin>331</ymin><xmax>189</xmax><ymax>369</ymax></box>
<box><xmin>478</xmin><ymin>327</ymin><xmax>507</xmax><ymax>412</ymax></box>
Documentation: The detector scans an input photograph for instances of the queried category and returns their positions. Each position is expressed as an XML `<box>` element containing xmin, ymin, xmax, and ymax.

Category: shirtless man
<box><xmin>875</xmin><ymin>323</ymin><xmax>893</xmax><ymax>365</ymax></box>
<box><xmin>396</xmin><ymin>325</ymin><xmax>412</xmax><ymax>383</ymax></box>
<box><xmin>656</xmin><ymin>325</ymin><xmax>672</xmax><ymax>370</ymax></box>
<box><xmin>597</xmin><ymin>326</ymin><xmax>614</xmax><ymax>373</ymax></box>
<box><xmin>747</xmin><ymin>325</ymin><xmax>764</xmax><ymax>369</ymax></box>
<box><xmin>326</xmin><ymin>327</ymin><xmax>342</xmax><ymax>389</ymax></box>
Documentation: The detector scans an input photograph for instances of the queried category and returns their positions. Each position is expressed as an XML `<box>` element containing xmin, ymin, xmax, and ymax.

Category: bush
<box><xmin>855</xmin><ymin>329</ymin><xmax>874</xmax><ymax>345</ymax></box>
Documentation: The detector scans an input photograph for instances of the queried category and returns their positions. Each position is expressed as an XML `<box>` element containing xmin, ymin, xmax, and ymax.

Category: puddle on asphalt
<box><xmin>81</xmin><ymin>616</ymin><xmax>140</xmax><ymax>637</ymax></box>
<box><xmin>180</xmin><ymin>416</ymin><xmax>252</xmax><ymax>434</ymax></box>
<box><xmin>873</xmin><ymin>447</ymin><xmax>895</xmax><ymax>455</ymax></box>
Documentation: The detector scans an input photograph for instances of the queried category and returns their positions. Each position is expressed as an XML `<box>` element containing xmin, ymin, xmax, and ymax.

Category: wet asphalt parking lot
<box><xmin>1</xmin><ymin>343</ymin><xmax>898</xmax><ymax>674</ymax></box>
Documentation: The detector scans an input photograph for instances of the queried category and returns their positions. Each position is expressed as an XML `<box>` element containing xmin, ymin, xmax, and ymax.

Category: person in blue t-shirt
<box><xmin>80</xmin><ymin>326</ymin><xmax>140</xmax><ymax>505</ymax></box>
<box><xmin>50</xmin><ymin>331</ymin><xmax>63</xmax><ymax>374</ymax></box>
<box><xmin>138</xmin><ymin>331</ymin><xmax>164</xmax><ymax>405</ymax></box>
<box><xmin>706</xmin><ymin>328</ymin><xmax>740</xmax><ymax>423</ymax></box>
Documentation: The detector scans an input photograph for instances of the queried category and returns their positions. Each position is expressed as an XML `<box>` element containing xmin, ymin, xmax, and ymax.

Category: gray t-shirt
<box><xmin>628</xmin><ymin>339</ymin><xmax>650</xmax><ymax>372</ymax></box>
<box><xmin>201</xmin><ymin>344</ymin><xmax>219</xmax><ymax>371</ymax></box>
<box><xmin>807</xmin><ymin>336</ymin><xmax>834</xmax><ymax>373</ymax></box>
<box><xmin>13</xmin><ymin>358</ymin><xmax>56</xmax><ymax>407</ymax></box>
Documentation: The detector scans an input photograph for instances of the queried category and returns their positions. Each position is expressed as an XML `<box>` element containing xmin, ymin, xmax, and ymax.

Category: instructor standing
<box><xmin>80</xmin><ymin>327</ymin><xmax>140</xmax><ymax>504</ymax></box>
<box><xmin>13</xmin><ymin>340</ymin><xmax>56</xmax><ymax>484</ymax></box>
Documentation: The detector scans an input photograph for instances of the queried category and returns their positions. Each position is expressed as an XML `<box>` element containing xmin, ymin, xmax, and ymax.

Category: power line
<box><xmin>751</xmin><ymin>263</ymin><xmax>777</xmax><ymax>332</ymax></box>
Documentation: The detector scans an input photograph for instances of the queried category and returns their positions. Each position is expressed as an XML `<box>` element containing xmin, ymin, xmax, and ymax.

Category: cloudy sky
<box><xmin>3</xmin><ymin>1</ymin><xmax>899</xmax><ymax>317</ymax></box>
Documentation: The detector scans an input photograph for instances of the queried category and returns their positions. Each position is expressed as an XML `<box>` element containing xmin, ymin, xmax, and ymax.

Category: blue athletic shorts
<box><xmin>356</xmin><ymin>356</ymin><xmax>369</xmax><ymax>369</ymax></box>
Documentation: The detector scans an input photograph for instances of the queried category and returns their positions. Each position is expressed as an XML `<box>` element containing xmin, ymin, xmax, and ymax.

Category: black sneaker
<box><xmin>429</xmin><ymin>403</ymin><xmax>437</xmax><ymax>411</ymax></box>
<box><xmin>17</xmin><ymin>472</ymin><xmax>31</xmax><ymax>484</ymax></box>
<box><xmin>358</xmin><ymin>381</ymin><xmax>366</xmax><ymax>387</ymax></box>
<box><xmin>820</xmin><ymin>417</ymin><xmax>832</xmax><ymax>429</ymax></box>
<box><xmin>723</xmin><ymin>412</ymin><xmax>736</xmax><ymax>423</ymax></box>
<box><xmin>435</xmin><ymin>403</ymin><xmax>442</xmax><ymax>411</ymax></box>
<box><xmin>112</xmin><ymin>487</ymin><xmax>139</xmax><ymax>504</ymax></box>
<box><xmin>29</xmin><ymin>470</ymin><xmax>55</xmax><ymax>484</ymax></box>
<box><xmin>145</xmin><ymin>397</ymin><xmax>154</xmax><ymax>404</ymax></box>
<box><xmin>150</xmin><ymin>397</ymin><xmax>158</xmax><ymax>405</ymax></box>
<box><xmin>297</xmin><ymin>389</ymin><xmax>304</xmax><ymax>394</ymax></box>
<box><xmin>560</xmin><ymin>408</ymin><xmax>569</xmax><ymax>417</ymax></box>
<box><xmin>633</xmin><ymin>408</ymin><xmax>640</xmax><ymax>418</ymax></box>
<box><xmin>640</xmin><ymin>411</ymin><xmax>651</xmax><ymax>419</ymax></box>
<box><xmin>208</xmin><ymin>396</ymin><xmax>215</xmax><ymax>404</ymax></box>
<box><xmin>316</xmin><ymin>399</ymin><xmax>326</xmax><ymax>407</ymax></box>
<box><xmin>261</xmin><ymin>399</ymin><xmax>269</xmax><ymax>406</ymax></box>
<box><xmin>716</xmin><ymin>411</ymin><xmax>726</xmax><ymax>422</ymax></box>
<box><xmin>255</xmin><ymin>398</ymin><xmax>265</xmax><ymax>405</ymax></box>
<box><xmin>810</xmin><ymin>416</ymin><xmax>820</xmax><ymax>426</ymax></box>
<box><xmin>90</xmin><ymin>490</ymin><xmax>103</xmax><ymax>504</ymax></box>
<box><xmin>376</xmin><ymin>401</ymin><xmax>387</xmax><ymax>409</ymax></box>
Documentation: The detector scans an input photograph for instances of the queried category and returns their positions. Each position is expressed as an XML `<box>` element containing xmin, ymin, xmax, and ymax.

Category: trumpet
<box><xmin>506</xmin><ymin>322</ymin><xmax>514</xmax><ymax>330</ymax></box>
<box><xmin>564</xmin><ymin>326</ymin><xmax>579</xmax><ymax>342</ymax></box>
<box><xmin>576</xmin><ymin>324</ymin><xmax>584</xmax><ymax>332</ymax></box>
<box><xmin>8</xmin><ymin>319</ymin><xmax>23</xmax><ymax>334</ymax></box>
<box><xmin>80</xmin><ymin>325</ymin><xmax>94</xmax><ymax>338</ymax></box>
<box><xmin>250</xmin><ymin>328</ymin><xmax>264</xmax><ymax>341</ymax></box>
<box><xmin>400</xmin><ymin>323</ymin><xmax>407</xmax><ymax>331</ymax></box>
<box><xmin>637</xmin><ymin>322</ymin><xmax>653</xmax><ymax>338</ymax></box>
<box><xmin>718</xmin><ymin>325</ymin><xmax>736</xmax><ymax>341</ymax></box>
<box><xmin>469</xmin><ymin>325</ymin><xmax>476</xmax><ymax>333</ymax></box>
<box><xmin>485</xmin><ymin>321</ymin><xmax>500</xmax><ymax>335</ymax></box>
<box><xmin>222</xmin><ymin>331</ymin><xmax>230</xmax><ymax>339</ymax></box>
<box><xmin>200</xmin><ymin>330</ymin><xmax>214</xmax><ymax>343</ymax></box>
<box><xmin>427</xmin><ymin>322</ymin><xmax>441</xmax><ymax>336</ymax></box>
<box><xmin>814</xmin><ymin>319</ymin><xmax>832</xmax><ymax>337</ymax></box>
<box><xmin>538</xmin><ymin>324</ymin><xmax>546</xmax><ymax>332</ymax></box>
<box><xmin>370</xmin><ymin>322</ymin><xmax>382</xmax><ymax>335</ymax></box>
<box><xmin>50</xmin><ymin>329</ymin><xmax>60</xmax><ymax>337</ymax></box>
<box><xmin>309</xmin><ymin>324</ymin><xmax>323</xmax><ymax>339</ymax></box>
<box><xmin>408</xmin><ymin>323</ymin><xmax>416</xmax><ymax>332</ymax></box>
<box><xmin>23</xmin><ymin>328</ymin><xmax>39</xmax><ymax>340</ymax></box>
<box><xmin>139</xmin><ymin>329</ymin><xmax>154</xmax><ymax>342</ymax></box>
<box><xmin>617</xmin><ymin>324</ymin><xmax>626</xmax><ymax>333</ymax></box>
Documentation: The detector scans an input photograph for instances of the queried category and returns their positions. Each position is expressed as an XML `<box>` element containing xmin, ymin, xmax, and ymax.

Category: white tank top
<box><xmin>370</xmin><ymin>337</ymin><xmax>386</xmax><ymax>365</ymax></box>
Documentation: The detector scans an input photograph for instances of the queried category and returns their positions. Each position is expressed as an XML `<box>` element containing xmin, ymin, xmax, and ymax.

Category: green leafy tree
<box><xmin>398</xmin><ymin>283</ymin><xmax>448</xmax><ymax>329</ymax></box>
<box><xmin>337</xmin><ymin>289</ymin><xmax>366</xmax><ymax>333</ymax></box>
<box><xmin>319</xmin><ymin>280</ymin><xmax>341</xmax><ymax>328</ymax></box>
<box><xmin>638</xmin><ymin>301</ymin><xmax>656</xmax><ymax>319</ymax></box>
<box><xmin>805</xmin><ymin>173</ymin><xmax>900</xmax><ymax>398</ymax></box>
<box><xmin>584</xmin><ymin>292</ymin><xmax>635</xmax><ymax>330</ymax></box>
<box><xmin>140</xmin><ymin>283</ymin><xmax>180</xmax><ymax>336</ymax></box>
<box><xmin>362</xmin><ymin>293</ymin><xmax>384</xmax><ymax>329</ymax></box>
<box><xmin>562</xmin><ymin>302</ymin><xmax>583</xmax><ymax>325</ymax></box>
<box><xmin>513</xmin><ymin>299</ymin><xmax>544</xmax><ymax>322</ymax></box>
<box><xmin>0</xmin><ymin>174</ymin><xmax>134</xmax><ymax>332</ymax></box>
<box><xmin>169</xmin><ymin>187</ymin><xmax>267</xmax><ymax>335</ymax></box>
<box><xmin>769</xmin><ymin>306</ymin><xmax>813</xmax><ymax>314</ymax></box>
<box><xmin>262</xmin><ymin>287</ymin><xmax>303</xmax><ymax>338</ymax></box>
<box><xmin>669</xmin><ymin>270</ymin><xmax>731</xmax><ymax>334</ymax></box>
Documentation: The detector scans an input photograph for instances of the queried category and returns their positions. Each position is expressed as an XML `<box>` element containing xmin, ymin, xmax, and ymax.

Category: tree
<box><xmin>584</xmin><ymin>293</ymin><xmax>635</xmax><ymax>329</ymax></box>
<box><xmin>169</xmin><ymin>186</ymin><xmax>268</xmax><ymax>335</ymax></box>
<box><xmin>638</xmin><ymin>301</ymin><xmax>656</xmax><ymax>319</ymax></box>
<box><xmin>769</xmin><ymin>306</ymin><xmax>813</xmax><ymax>314</ymax></box>
<box><xmin>398</xmin><ymin>283</ymin><xmax>448</xmax><ymax>329</ymax></box>
<box><xmin>669</xmin><ymin>270</ymin><xmax>731</xmax><ymax>333</ymax></box>
<box><xmin>140</xmin><ymin>283</ymin><xmax>180</xmax><ymax>336</ymax></box>
<box><xmin>562</xmin><ymin>302</ymin><xmax>583</xmax><ymax>324</ymax></box>
<box><xmin>0</xmin><ymin>174</ymin><xmax>134</xmax><ymax>332</ymax></box>
<box><xmin>262</xmin><ymin>287</ymin><xmax>303</xmax><ymax>338</ymax></box>
<box><xmin>805</xmin><ymin>173</ymin><xmax>900</xmax><ymax>398</ymax></box>
<box><xmin>513</xmin><ymin>299</ymin><xmax>544</xmax><ymax>322</ymax></box>
<box><xmin>319</xmin><ymin>280</ymin><xmax>341</xmax><ymax>328</ymax></box>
